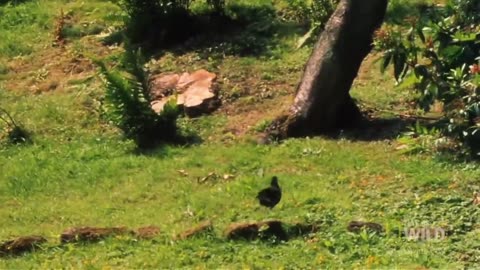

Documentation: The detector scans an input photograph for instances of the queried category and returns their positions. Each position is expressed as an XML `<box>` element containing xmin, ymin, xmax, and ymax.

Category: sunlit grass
<box><xmin>0</xmin><ymin>0</ymin><xmax>478</xmax><ymax>268</ymax></box>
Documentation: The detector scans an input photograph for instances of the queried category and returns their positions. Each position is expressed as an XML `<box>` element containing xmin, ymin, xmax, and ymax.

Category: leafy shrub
<box><xmin>0</xmin><ymin>0</ymin><xmax>30</xmax><ymax>5</ymax></box>
<box><xmin>117</xmin><ymin>0</ymin><xmax>226</xmax><ymax>47</ymax></box>
<box><xmin>96</xmin><ymin>46</ymin><xmax>181</xmax><ymax>148</ymax></box>
<box><xmin>206</xmin><ymin>0</ymin><xmax>225</xmax><ymax>13</ymax></box>
<box><xmin>374</xmin><ymin>0</ymin><xmax>480</xmax><ymax>157</ymax></box>
<box><xmin>224</xmin><ymin>4</ymin><xmax>278</xmax><ymax>55</ymax></box>
<box><xmin>282</xmin><ymin>0</ymin><xmax>338</xmax><ymax>48</ymax></box>
<box><xmin>118</xmin><ymin>0</ymin><xmax>193</xmax><ymax>46</ymax></box>
<box><xmin>0</xmin><ymin>107</ymin><xmax>30</xmax><ymax>144</ymax></box>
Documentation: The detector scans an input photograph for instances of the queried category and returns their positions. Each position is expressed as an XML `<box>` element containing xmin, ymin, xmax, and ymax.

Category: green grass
<box><xmin>2</xmin><ymin>85</ymin><xmax>480</xmax><ymax>268</ymax></box>
<box><xmin>0</xmin><ymin>0</ymin><xmax>121</xmax><ymax>61</ymax></box>
<box><xmin>1</xmin><ymin>0</ymin><xmax>479</xmax><ymax>268</ymax></box>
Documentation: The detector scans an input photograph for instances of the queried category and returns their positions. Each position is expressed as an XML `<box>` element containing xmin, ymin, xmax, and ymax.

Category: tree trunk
<box><xmin>269</xmin><ymin>0</ymin><xmax>388</xmax><ymax>138</ymax></box>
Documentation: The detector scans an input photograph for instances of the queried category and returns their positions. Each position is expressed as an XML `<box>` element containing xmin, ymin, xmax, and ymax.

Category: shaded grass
<box><xmin>0</xmin><ymin>0</ymin><xmax>121</xmax><ymax>60</ymax></box>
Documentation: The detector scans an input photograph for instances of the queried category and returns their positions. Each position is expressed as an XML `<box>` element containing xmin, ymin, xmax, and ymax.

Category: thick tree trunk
<box><xmin>270</xmin><ymin>0</ymin><xmax>388</xmax><ymax>138</ymax></box>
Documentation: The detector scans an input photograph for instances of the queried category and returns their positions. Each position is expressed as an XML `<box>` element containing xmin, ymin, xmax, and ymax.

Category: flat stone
<box><xmin>224</xmin><ymin>220</ymin><xmax>288</xmax><ymax>241</ymax></box>
<box><xmin>0</xmin><ymin>235</ymin><xmax>46</xmax><ymax>256</ymax></box>
<box><xmin>149</xmin><ymin>69</ymin><xmax>219</xmax><ymax>117</ymax></box>
<box><xmin>135</xmin><ymin>226</ymin><xmax>161</xmax><ymax>240</ymax></box>
<box><xmin>149</xmin><ymin>73</ymin><xmax>180</xmax><ymax>99</ymax></box>
<box><xmin>177</xmin><ymin>70</ymin><xmax>216</xmax><ymax>90</ymax></box>
<box><xmin>60</xmin><ymin>226</ymin><xmax>132</xmax><ymax>243</ymax></box>
<box><xmin>175</xmin><ymin>220</ymin><xmax>213</xmax><ymax>240</ymax></box>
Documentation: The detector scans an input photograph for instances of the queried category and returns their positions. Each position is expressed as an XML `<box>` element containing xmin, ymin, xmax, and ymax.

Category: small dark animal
<box><xmin>257</xmin><ymin>176</ymin><xmax>282</xmax><ymax>208</ymax></box>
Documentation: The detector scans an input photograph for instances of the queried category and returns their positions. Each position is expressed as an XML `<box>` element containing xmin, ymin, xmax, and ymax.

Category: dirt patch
<box><xmin>0</xmin><ymin>235</ymin><xmax>46</xmax><ymax>257</ymax></box>
<box><xmin>354</xmin><ymin>53</ymin><xmax>383</xmax><ymax>86</ymax></box>
<box><xmin>218</xmin><ymin>95</ymin><xmax>293</xmax><ymax>138</ymax></box>
<box><xmin>175</xmin><ymin>220</ymin><xmax>214</xmax><ymax>240</ymax></box>
<box><xmin>4</xmin><ymin>36</ymin><xmax>117</xmax><ymax>94</ymax></box>
<box><xmin>60</xmin><ymin>226</ymin><xmax>132</xmax><ymax>243</ymax></box>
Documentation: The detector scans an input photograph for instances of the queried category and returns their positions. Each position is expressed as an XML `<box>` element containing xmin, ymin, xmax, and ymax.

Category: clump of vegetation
<box><xmin>96</xmin><ymin>45</ymin><xmax>181</xmax><ymax>149</ymax></box>
<box><xmin>0</xmin><ymin>107</ymin><xmax>30</xmax><ymax>144</ymax></box>
<box><xmin>118</xmin><ymin>0</ymin><xmax>227</xmax><ymax>47</ymax></box>
<box><xmin>282</xmin><ymin>0</ymin><xmax>338</xmax><ymax>48</ymax></box>
<box><xmin>220</xmin><ymin>4</ymin><xmax>278</xmax><ymax>55</ymax></box>
<box><xmin>118</xmin><ymin>0</ymin><xmax>192</xmax><ymax>47</ymax></box>
<box><xmin>206</xmin><ymin>0</ymin><xmax>225</xmax><ymax>13</ymax></box>
<box><xmin>375</xmin><ymin>0</ymin><xmax>480</xmax><ymax>158</ymax></box>
<box><xmin>52</xmin><ymin>9</ymin><xmax>66</xmax><ymax>46</ymax></box>
<box><xmin>0</xmin><ymin>0</ymin><xmax>28</xmax><ymax>5</ymax></box>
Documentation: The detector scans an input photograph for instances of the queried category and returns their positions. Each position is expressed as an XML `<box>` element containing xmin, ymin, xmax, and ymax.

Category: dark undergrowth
<box><xmin>109</xmin><ymin>2</ymin><xmax>302</xmax><ymax>58</ymax></box>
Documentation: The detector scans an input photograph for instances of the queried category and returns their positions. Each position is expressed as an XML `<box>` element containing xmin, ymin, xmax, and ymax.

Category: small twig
<box><xmin>0</xmin><ymin>107</ymin><xmax>19</xmax><ymax>128</ymax></box>
<box><xmin>197</xmin><ymin>172</ymin><xmax>217</xmax><ymax>184</ymax></box>
<box><xmin>396</xmin><ymin>114</ymin><xmax>442</xmax><ymax>121</ymax></box>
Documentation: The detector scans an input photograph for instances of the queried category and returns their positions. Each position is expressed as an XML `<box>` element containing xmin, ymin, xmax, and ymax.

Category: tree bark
<box><xmin>269</xmin><ymin>0</ymin><xmax>388</xmax><ymax>138</ymax></box>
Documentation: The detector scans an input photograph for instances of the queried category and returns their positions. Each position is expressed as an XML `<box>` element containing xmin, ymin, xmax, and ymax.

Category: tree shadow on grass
<box><xmin>331</xmin><ymin>114</ymin><xmax>478</xmax><ymax>163</ymax></box>
<box><xmin>105</xmin><ymin>4</ymin><xmax>304</xmax><ymax>59</ymax></box>
<box><xmin>174</xmin><ymin>4</ymin><xmax>300</xmax><ymax>58</ymax></box>
<box><xmin>131</xmin><ymin>133</ymin><xmax>203</xmax><ymax>156</ymax></box>
<box><xmin>323</xmin><ymin>116</ymin><xmax>414</xmax><ymax>141</ymax></box>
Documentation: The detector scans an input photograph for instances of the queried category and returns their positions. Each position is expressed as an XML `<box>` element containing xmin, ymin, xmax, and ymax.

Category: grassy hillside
<box><xmin>1</xmin><ymin>0</ymin><xmax>479</xmax><ymax>268</ymax></box>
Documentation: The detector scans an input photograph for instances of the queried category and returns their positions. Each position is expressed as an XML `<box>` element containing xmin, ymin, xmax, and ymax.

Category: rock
<box><xmin>288</xmin><ymin>222</ymin><xmax>320</xmax><ymax>237</ymax></box>
<box><xmin>177</xmin><ymin>70</ymin><xmax>216</xmax><ymax>90</ymax></box>
<box><xmin>135</xmin><ymin>226</ymin><xmax>161</xmax><ymax>240</ymax></box>
<box><xmin>176</xmin><ymin>72</ymin><xmax>192</xmax><ymax>90</ymax></box>
<box><xmin>347</xmin><ymin>221</ymin><xmax>384</xmax><ymax>234</ymax></box>
<box><xmin>151</xmin><ymin>97</ymin><xmax>175</xmax><ymax>114</ymax></box>
<box><xmin>149</xmin><ymin>73</ymin><xmax>180</xmax><ymax>99</ymax></box>
<box><xmin>224</xmin><ymin>222</ymin><xmax>259</xmax><ymax>240</ymax></box>
<box><xmin>60</xmin><ymin>226</ymin><xmax>132</xmax><ymax>243</ymax></box>
<box><xmin>175</xmin><ymin>220</ymin><xmax>213</xmax><ymax>240</ymax></box>
<box><xmin>0</xmin><ymin>235</ymin><xmax>46</xmax><ymax>256</ymax></box>
<box><xmin>182</xmin><ymin>79</ymin><xmax>218</xmax><ymax>117</ymax></box>
<box><xmin>149</xmin><ymin>69</ymin><xmax>219</xmax><ymax>117</ymax></box>
<box><xmin>224</xmin><ymin>220</ymin><xmax>288</xmax><ymax>241</ymax></box>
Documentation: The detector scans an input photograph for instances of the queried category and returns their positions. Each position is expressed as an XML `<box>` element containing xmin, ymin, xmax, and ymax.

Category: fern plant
<box><xmin>96</xmin><ymin>47</ymin><xmax>180</xmax><ymax>148</ymax></box>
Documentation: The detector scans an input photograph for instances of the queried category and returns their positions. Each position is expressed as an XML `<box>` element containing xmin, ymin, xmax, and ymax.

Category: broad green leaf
<box><xmin>380</xmin><ymin>53</ymin><xmax>392</xmax><ymax>73</ymax></box>
<box><xmin>393</xmin><ymin>53</ymin><xmax>407</xmax><ymax>81</ymax></box>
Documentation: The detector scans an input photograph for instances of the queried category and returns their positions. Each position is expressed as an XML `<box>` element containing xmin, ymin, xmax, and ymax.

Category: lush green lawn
<box><xmin>1</xmin><ymin>0</ymin><xmax>479</xmax><ymax>268</ymax></box>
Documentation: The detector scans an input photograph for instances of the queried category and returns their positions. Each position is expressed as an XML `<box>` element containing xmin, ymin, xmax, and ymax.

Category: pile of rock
<box><xmin>149</xmin><ymin>69</ymin><xmax>220</xmax><ymax>117</ymax></box>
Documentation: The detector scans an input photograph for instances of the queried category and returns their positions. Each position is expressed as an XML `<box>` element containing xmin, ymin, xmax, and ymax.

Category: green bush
<box><xmin>96</xmin><ymin>46</ymin><xmax>181</xmax><ymax>148</ymax></box>
<box><xmin>206</xmin><ymin>0</ymin><xmax>225</xmax><ymax>13</ymax></box>
<box><xmin>283</xmin><ymin>0</ymin><xmax>338</xmax><ymax>48</ymax></box>
<box><xmin>118</xmin><ymin>0</ymin><xmax>192</xmax><ymax>45</ymax></box>
<box><xmin>117</xmin><ymin>0</ymin><xmax>226</xmax><ymax>46</ymax></box>
<box><xmin>0</xmin><ymin>0</ymin><xmax>30</xmax><ymax>5</ymax></box>
<box><xmin>374</xmin><ymin>0</ymin><xmax>480</xmax><ymax>157</ymax></box>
